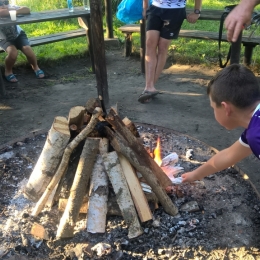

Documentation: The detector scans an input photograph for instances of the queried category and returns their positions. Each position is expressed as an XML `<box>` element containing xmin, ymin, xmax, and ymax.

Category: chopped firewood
<box><xmin>68</xmin><ymin>106</ymin><xmax>85</xmax><ymax>131</ymax></box>
<box><xmin>69</xmin><ymin>124</ymin><xmax>78</xmax><ymax>132</ymax></box>
<box><xmin>87</xmin><ymin>154</ymin><xmax>109</xmax><ymax>233</ymax></box>
<box><xmin>31</xmin><ymin>107</ymin><xmax>103</xmax><ymax>217</ymax></box>
<box><xmin>102</xmin><ymin>151</ymin><xmax>143</xmax><ymax>239</ymax></box>
<box><xmin>118</xmin><ymin>153</ymin><xmax>152</xmax><ymax>222</ymax></box>
<box><xmin>24</xmin><ymin>116</ymin><xmax>70</xmax><ymax>202</ymax></box>
<box><xmin>59</xmin><ymin>197</ymin><xmax>89</xmax><ymax>214</ymax></box>
<box><xmin>31</xmin><ymin>223</ymin><xmax>49</xmax><ymax>240</ymax></box>
<box><xmin>45</xmin><ymin>183</ymin><xmax>59</xmax><ymax>210</ymax></box>
<box><xmin>122</xmin><ymin>117</ymin><xmax>140</xmax><ymax>137</ymax></box>
<box><xmin>104</xmin><ymin>109</ymin><xmax>178</xmax><ymax>216</ymax></box>
<box><xmin>85</xmin><ymin>98</ymin><xmax>101</xmax><ymax>114</ymax></box>
<box><xmin>106</xmin><ymin>108</ymin><xmax>171</xmax><ymax>188</ymax></box>
<box><xmin>84</xmin><ymin>113</ymin><xmax>91</xmax><ymax>125</ymax></box>
<box><xmin>56</xmin><ymin>138</ymin><xmax>100</xmax><ymax>238</ymax></box>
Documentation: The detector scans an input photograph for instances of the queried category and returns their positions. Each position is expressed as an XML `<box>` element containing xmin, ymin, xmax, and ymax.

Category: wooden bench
<box><xmin>0</xmin><ymin>28</ymin><xmax>87</xmax><ymax>54</ymax></box>
<box><xmin>118</xmin><ymin>24</ymin><xmax>260</xmax><ymax>70</ymax></box>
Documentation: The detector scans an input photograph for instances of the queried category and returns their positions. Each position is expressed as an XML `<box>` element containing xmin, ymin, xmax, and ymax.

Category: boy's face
<box><xmin>210</xmin><ymin>96</ymin><xmax>235</xmax><ymax>130</ymax></box>
<box><xmin>0</xmin><ymin>0</ymin><xmax>9</xmax><ymax>9</ymax></box>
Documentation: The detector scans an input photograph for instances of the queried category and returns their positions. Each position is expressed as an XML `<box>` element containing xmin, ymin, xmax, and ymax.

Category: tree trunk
<box><xmin>31</xmin><ymin>107</ymin><xmax>103</xmax><ymax>217</ymax></box>
<box><xmin>56</xmin><ymin>138</ymin><xmax>100</xmax><ymax>238</ymax></box>
<box><xmin>24</xmin><ymin>116</ymin><xmax>70</xmax><ymax>202</ymax></box>
<box><xmin>102</xmin><ymin>151</ymin><xmax>143</xmax><ymax>239</ymax></box>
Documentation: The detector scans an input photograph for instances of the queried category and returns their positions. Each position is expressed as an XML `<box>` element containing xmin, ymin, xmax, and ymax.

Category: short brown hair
<box><xmin>207</xmin><ymin>64</ymin><xmax>260</xmax><ymax>108</ymax></box>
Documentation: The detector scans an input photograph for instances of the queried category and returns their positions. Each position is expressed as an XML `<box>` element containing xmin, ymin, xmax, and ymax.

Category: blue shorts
<box><xmin>0</xmin><ymin>31</ymin><xmax>30</xmax><ymax>51</ymax></box>
<box><xmin>146</xmin><ymin>5</ymin><xmax>186</xmax><ymax>40</ymax></box>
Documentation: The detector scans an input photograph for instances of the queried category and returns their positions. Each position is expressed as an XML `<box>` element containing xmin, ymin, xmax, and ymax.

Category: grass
<box><xmin>2</xmin><ymin>0</ymin><xmax>260</xmax><ymax>68</ymax></box>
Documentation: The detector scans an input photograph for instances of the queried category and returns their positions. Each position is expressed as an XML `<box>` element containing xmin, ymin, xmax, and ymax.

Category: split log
<box><xmin>85</xmin><ymin>98</ymin><xmax>101</xmax><ymax>114</ymax></box>
<box><xmin>86</xmin><ymin>155</ymin><xmax>108</xmax><ymax>233</ymax></box>
<box><xmin>106</xmin><ymin>127</ymin><xmax>178</xmax><ymax>216</ymax></box>
<box><xmin>118</xmin><ymin>153</ymin><xmax>152</xmax><ymax>222</ymax></box>
<box><xmin>122</xmin><ymin>117</ymin><xmax>140</xmax><ymax>138</ymax></box>
<box><xmin>106</xmin><ymin>109</ymin><xmax>171</xmax><ymax>188</ymax></box>
<box><xmin>59</xmin><ymin>197</ymin><xmax>89</xmax><ymax>214</ymax></box>
<box><xmin>102</xmin><ymin>151</ymin><xmax>143</xmax><ymax>239</ymax></box>
<box><xmin>24</xmin><ymin>117</ymin><xmax>70</xmax><ymax>202</ymax></box>
<box><xmin>31</xmin><ymin>107</ymin><xmax>103</xmax><ymax>217</ymax></box>
<box><xmin>56</xmin><ymin>138</ymin><xmax>100</xmax><ymax>238</ymax></box>
<box><xmin>87</xmin><ymin>138</ymin><xmax>109</xmax><ymax>233</ymax></box>
<box><xmin>68</xmin><ymin>106</ymin><xmax>85</xmax><ymax>132</ymax></box>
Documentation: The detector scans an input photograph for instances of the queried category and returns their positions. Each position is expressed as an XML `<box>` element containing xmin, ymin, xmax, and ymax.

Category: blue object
<box><xmin>67</xmin><ymin>0</ymin><xmax>74</xmax><ymax>12</ymax></box>
<box><xmin>116</xmin><ymin>0</ymin><xmax>144</xmax><ymax>24</ymax></box>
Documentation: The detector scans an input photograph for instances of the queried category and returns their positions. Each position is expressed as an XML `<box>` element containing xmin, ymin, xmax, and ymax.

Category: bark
<box><xmin>24</xmin><ymin>116</ymin><xmax>70</xmax><ymax>202</ymax></box>
<box><xmin>56</xmin><ymin>138</ymin><xmax>100</xmax><ymax>238</ymax></box>
<box><xmin>105</xmin><ymin>126</ymin><xmax>178</xmax><ymax>216</ymax></box>
<box><xmin>118</xmin><ymin>153</ymin><xmax>152</xmax><ymax>222</ymax></box>
<box><xmin>122</xmin><ymin>117</ymin><xmax>140</xmax><ymax>137</ymax></box>
<box><xmin>87</xmin><ymin>155</ymin><xmax>109</xmax><ymax>233</ymax></box>
<box><xmin>31</xmin><ymin>107</ymin><xmax>103</xmax><ymax>217</ymax></box>
<box><xmin>102</xmin><ymin>151</ymin><xmax>143</xmax><ymax>239</ymax></box>
<box><xmin>106</xmin><ymin>109</ymin><xmax>172</xmax><ymax>188</ymax></box>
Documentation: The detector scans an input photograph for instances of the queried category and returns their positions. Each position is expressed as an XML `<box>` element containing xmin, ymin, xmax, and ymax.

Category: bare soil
<box><xmin>0</xmin><ymin>48</ymin><xmax>260</xmax><ymax>259</ymax></box>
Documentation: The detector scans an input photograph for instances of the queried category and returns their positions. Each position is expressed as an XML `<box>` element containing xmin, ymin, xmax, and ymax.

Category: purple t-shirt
<box><xmin>239</xmin><ymin>103</ymin><xmax>260</xmax><ymax>160</ymax></box>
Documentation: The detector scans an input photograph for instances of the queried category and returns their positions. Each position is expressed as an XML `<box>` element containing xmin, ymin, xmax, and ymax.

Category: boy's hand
<box><xmin>182</xmin><ymin>171</ymin><xmax>200</xmax><ymax>183</ymax></box>
<box><xmin>186</xmin><ymin>13</ymin><xmax>200</xmax><ymax>23</ymax></box>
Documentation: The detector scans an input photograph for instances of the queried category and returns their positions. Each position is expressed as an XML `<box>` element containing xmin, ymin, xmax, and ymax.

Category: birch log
<box><xmin>24</xmin><ymin>117</ymin><xmax>70</xmax><ymax>202</ymax></box>
<box><xmin>31</xmin><ymin>107</ymin><xmax>103</xmax><ymax>217</ymax></box>
<box><xmin>105</xmin><ymin>126</ymin><xmax>178</xmax><ymax>216</ymax></box>
<box><xmin>87</xmin><ymin>138</ymin><xmax>109</xmax><ymax>233</ymax></box>
<box><xmin>56</xmin><ymin>138</ymin><xmax>100</xmax><ymax>238</ymax></box>
<box><xmin>118</xmin><ymin>153</ymin><xmax>152</xmax><ymax>222</ymax></box>
<box><xmin>102</xmin><ymin>151</ymin><xmax>143</xmax><ymax>239</ymax></box>
<box><xmin>68</xmin><ymin>106</ymin><xmax>85</xmax><ymax>129</ymax></box>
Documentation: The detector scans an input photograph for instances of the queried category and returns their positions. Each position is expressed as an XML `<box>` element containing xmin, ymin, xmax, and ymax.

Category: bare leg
<box><xmin>5</xmin><ymin>45</ymin><xmax>18</xmax><ymax>82</ymax></box>
<box><xmin>21</xmin><ymin>45</ymin><xmax>44</xmax><ymax>78</ymax></box>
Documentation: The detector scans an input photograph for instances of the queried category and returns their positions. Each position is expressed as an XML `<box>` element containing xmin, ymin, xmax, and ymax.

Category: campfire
<box><xmin>23</xmin><ymin>98</ymin><xmax>185</xmax><ymax>242</ymax></box>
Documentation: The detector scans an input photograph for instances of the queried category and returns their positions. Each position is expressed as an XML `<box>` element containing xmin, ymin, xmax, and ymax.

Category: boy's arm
<box><xmin>16</xmin><ymin>6</ymin><xmax>30</xmax><ymax>15</ymax></box>
<box><xmin>182</xmin><ymin>140</ymin><xmax>252</xmax><ymax>183</ymax></box>
<box><xmin>186</xmin><ymin>0</ymin><xmax>202</xmax><ymax>24</ymax></box>
<box><xmin>0</xmin><ymin>6</ymin><xmax>30</xmax><ymax>17</ymax></box>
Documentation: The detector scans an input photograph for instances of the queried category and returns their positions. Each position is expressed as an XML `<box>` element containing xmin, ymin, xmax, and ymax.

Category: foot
<box><xmin>5</xmin><ymin>74</ymin><xmax>18</xmax><ymax>83</ymax></box>
<box><xmin>138</xmin><ymin>90</ymin><xmax>160</xmax><ymax>103</ymax></box>
<box><xmin>35</xmin><ymin>69</ymin><xmax>45</xmax><ymax>79</ymax></box>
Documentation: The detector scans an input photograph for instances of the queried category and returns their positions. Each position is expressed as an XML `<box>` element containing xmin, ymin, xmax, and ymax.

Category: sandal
<box><xmin>5</xmin><ymin>74</ymin><xmax>18</xmax><ymax>83</ymax></box>
<box><xmin>35</xmin><ymin>69</ymin><xmax>45</xmax><ymax>79</ymax></box>
<box><xmin>138</xmin><ymin>90</ymin><xmax>160</xmax><ymax>103</ymax></box>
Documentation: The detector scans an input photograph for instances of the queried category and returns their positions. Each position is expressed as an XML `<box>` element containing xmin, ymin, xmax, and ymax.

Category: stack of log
<box><xmin>23</xmin><ymin>98</ymin><xmax>178</xmax><ymax>239</ymax></box>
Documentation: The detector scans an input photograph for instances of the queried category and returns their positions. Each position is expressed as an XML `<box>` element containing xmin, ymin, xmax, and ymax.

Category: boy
<box><xmin>182</xmin><ymin>64</ymin><xmax>260</xmax><ymax>183</ymax></box>
<box><xmin>0</xmin><ymin>1</ymin><xmax>44</xmax><ymax>83</ymax></box>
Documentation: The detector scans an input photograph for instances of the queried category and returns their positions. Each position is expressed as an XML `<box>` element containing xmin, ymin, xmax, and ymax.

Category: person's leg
<box><xmin>144</xmin><ymin>30</ymin><xmax>160</xmax><ymax>92</ymax></box>
<box><xmin>5</xmin><ymin>45</ymin><xmax>18</xmax><ymax>82</ymax></box>
<box><xmin>17</xmin><ymin>31</ymin><xmax>44</xmax><ymax>78</ymax></box>
<box><xmin>154</xmin><ymin>37</ymin><xmax>171</xmax><ymax>84</ymax></box>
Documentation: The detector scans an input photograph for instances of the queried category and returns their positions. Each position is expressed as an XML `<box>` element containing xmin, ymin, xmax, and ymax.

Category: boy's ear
<box><xmin>221</xmin><ymin>101</ymin><xmax>232</xmax><ymax>116</ymax></box>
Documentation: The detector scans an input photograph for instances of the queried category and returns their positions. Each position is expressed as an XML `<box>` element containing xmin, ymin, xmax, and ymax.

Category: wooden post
<box><xmin>90</xmin><ymin>0</ymin><xmax>109</xmax><ymax>108</ymax></box>
<box><xmin>0</xmin><ymin>71</ymin><xmax>6</xmax><ymax>97</ymax></box>
<box><xmin>231</xmin><ymin>32</ymin><xmax>242</xmax><ymax>64</ymax></box>
<box><xmin>104</xmin><ymin>0</ymin><xmax>113</xmax><ymax>38</ymax></box>
<box><xmin>140</xmin><ymin>19</ymin><xmax>146</xmax><ymax>74</ymax></box>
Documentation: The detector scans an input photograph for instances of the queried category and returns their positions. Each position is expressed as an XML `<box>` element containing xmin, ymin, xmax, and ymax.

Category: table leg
<box><xmin>0</xmin><ymin>69</ymin><xmax>6</xmax><ymax>97</ymax></box>
<box><xmin>230</xmin><ymin>32</ymin><xmax>242</xmax><ymax>64</ymax></box>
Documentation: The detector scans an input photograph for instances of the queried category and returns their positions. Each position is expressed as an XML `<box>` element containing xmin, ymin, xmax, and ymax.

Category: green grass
<box><xmin>2</xmin><ymin>0</ymin><xmax>260</xmax><ymax>68</ymax></box>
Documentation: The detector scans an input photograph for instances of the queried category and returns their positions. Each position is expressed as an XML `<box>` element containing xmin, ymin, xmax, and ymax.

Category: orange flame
<box><xmin>154</xmin><ymin>137</ymin><xmax>162</xmax><ymax>166</ymax></box>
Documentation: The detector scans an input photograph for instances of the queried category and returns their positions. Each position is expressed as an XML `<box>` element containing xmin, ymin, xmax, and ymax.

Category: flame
<box><xmin>154</xmin><ymin>137</ymin><xmax>162</xmax><ymax>166</ymax></box>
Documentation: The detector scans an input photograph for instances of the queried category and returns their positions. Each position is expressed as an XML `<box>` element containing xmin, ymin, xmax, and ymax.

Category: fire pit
<box><xmin>0</xmin><ymin>101</ymin><xmax>260</xmax><ymax>260</ymax></box>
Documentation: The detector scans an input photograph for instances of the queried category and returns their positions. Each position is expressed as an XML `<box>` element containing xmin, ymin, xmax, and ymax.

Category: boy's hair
<box><xmin>207</xmin><ymin>64</ymin><xmax>260</xmax><ymax>108</ymax></box>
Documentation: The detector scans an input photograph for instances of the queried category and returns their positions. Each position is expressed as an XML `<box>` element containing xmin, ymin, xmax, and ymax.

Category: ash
<box><xmin>0</xmin><ymin>125</ymin><xmax>260</xmax><ymax>260</ymax></box>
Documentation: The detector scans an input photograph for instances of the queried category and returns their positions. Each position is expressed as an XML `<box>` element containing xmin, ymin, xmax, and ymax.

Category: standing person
<box><xmin>138</xmin><ymin>0</ymin><xmax>202</xmax><ymax>103</ymax></box>
<box><xmin>182</xmin><ymin>64</ymin><xmax>260</xmax><ymax>183</ymax></box>
<box><xmin>0</xmin><ymin>1</ymin><xmax>44</xmax><ymax>83</ymax></box>
<box><xmin>225</xmin><ymin>0</ymin><xmax>260</xmax><ymax>42</ymax></box>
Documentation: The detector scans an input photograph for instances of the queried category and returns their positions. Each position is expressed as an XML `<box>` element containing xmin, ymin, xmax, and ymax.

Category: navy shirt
<box><xmin>240</xmin><ymin>103</ymin><xmax>260</xmax><ymax>160</ymax></box>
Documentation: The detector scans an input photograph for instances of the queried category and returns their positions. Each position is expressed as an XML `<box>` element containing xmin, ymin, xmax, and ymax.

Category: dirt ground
<box><xmin>0</xmin><ymin>46</ymin><xmax>260</xmax><ymax>259</ymax></box>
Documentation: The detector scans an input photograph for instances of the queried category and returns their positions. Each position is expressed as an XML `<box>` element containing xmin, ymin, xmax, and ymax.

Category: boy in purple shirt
<box><xmin>182</xmin><ymin>64</ymin><xmax>260</xmax><ymax>183</ymax></box>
